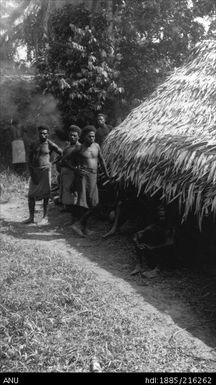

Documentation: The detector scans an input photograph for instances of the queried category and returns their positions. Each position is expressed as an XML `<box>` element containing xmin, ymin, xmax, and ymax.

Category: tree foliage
<box><xmin>114</xmin><ymin>0</ymin><xmax>216</xmax><ymax>111</ymax></box>
<box><xmin>1</xmin><ymin>0</ymin><xmax>216</xmax><ymax>129</ymax></box>
<box><xmin>34</xmin><ymin>5</ymin><xmax>124</xmax><ymax>127</ymax></box>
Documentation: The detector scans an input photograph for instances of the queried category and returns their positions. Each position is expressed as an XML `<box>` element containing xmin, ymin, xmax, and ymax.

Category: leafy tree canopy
<box><xmin>1</xmin><ymin>0</ymin><xmax>216</xmax><ymax>129</ymax></box>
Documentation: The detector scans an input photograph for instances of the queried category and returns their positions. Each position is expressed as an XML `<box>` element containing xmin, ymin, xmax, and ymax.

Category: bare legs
<box><xmin>71</xmin><ymin>207</ymin><xmax>95</xmax><ymax>237</ymax></box>
<box><xmin>43</xmin><ymin>197</ymin><xmax>49</xmax><ymax>219</ymax></box>
<box><xmin>103</xmin><ymin>200</ymin><xmax>122</xmax><ymax>238</ymax></box>
<box><xmin>23</xmin><ymin>197</ymin><xmax>35</xmax><ymax>224</ymax></box>
<box><xmin>37</xmin><ymin>197</ymin><xmax>49</xmax><ymax>225</ymax></box>
<box><xmin>24</xmin><ymin>197</ymin><xmax>49</xmax><ymax>225</ymax></box>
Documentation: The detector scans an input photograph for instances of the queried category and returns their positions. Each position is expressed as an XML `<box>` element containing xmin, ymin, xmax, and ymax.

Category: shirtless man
<box><xmin>58</xmin><ymin>125</ymin><xmax>81</xmax><ymax>211</ymax></box>
<box><xmin>23</xmin><ymin>125</ymin><xmax>62</xmax><ymax>225</ymax></box>
<box><xmin>95</xmin><ymin>113</ymin><xmax>112</xmax><ymax>147</ymax></box>
<box><xmin>71</xmin><ymin>125</ymin><xmax>110</xmax><ymax>236</ymax></box>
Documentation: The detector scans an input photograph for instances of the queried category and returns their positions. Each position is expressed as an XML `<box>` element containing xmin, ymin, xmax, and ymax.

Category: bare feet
<box><xmin>141</xmin><ymin>267</ymin><xmax>159</xmax><ymax>279</ymax></box>
<box><xmin>64</xmin><ymin>220</ymin><xmax>73</xmax><ymax>226</ymax></box>
<box><xmin>22</xmin><ymin>218</ymin><xmax>34</xmax><ymax>225</ymax></box>
<box><xmin>71</xmin><ymin>224</ymin><xmax>86</xmax><ymax>237</ymax></box>
<box><xmin>83</xmin><ymin>228</ymin><xmax>95</xmax><ymax>236</ymax></box>
<box><xmin>130</xmin><ymin>264</ymin><xmax>142</xmax><ymax>275</ymax></box>
<box><xmin>102</xmin><ymin>229</ymin><xmax>115</xmax><ymax>239</ymax></box>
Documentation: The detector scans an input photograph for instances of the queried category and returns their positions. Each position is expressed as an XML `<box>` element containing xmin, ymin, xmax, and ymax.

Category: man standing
<box><xmin>71</xmin><ymin>125</ymin><xmax>110</xmax><ymax>236</ymax></box>
<box><xmin>24</xmin><ymin>125</ymin><xmax>62</xmax><ymax>225</ymax></box>
<box><xmin>58</xmin><ymin>125</ymin><xmax>81</xmax><ymax>211</ymax></box>
<box><xmin>95</xmin><ymin>113</ymin><xmax>112</xmax><ymax>147</ymax></box>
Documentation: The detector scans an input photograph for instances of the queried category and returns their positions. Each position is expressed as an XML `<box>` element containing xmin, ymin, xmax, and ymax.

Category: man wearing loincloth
<box><xmin>71</xmin><ymin>125</ymin><xmax>110</xmax><ymax>237</ymax></box>
<box><xmin>23</xmin><ymin>125</ymin><xmax>62</xmax><ymax>225</ymax></box>
<box><xmin>58</xmin><ymin>125</ymin><xmax>81</xmax><ymax>211</ymax></box>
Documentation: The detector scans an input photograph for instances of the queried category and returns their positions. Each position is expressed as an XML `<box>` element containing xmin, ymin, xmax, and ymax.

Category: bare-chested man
<box><xmin>71</xmin><ymin>125</ymin><xmax>110</xmax><ymax>236</ymax></box>
<box><xmin>23</xmin><ymin>125</ymin><xmax>62</xmax><ymax>225</ymax></box>
<box><xmin>95</xmin><ymin>113</ymin><xmax>112</xmax><ymax>147</ymax></box>
<box><xmin>58</xmin><ymin>125</ymin><xmax>81</xmax><ymax>211</ymax></box>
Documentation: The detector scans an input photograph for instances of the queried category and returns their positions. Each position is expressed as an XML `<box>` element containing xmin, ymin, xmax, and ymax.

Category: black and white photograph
<box><xmin>0</xmin><ymin>0</ymin><xmax>216</xmax><ymax>378</ymax></box>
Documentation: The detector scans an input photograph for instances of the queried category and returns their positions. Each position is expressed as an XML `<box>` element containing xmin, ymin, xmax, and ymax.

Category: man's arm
<box><xmin>49</xmin><ymin>140</ymin><xmax>63</xmax><ymax>156</ymax></box>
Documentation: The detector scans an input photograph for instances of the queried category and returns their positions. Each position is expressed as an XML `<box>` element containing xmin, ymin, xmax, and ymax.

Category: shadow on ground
<box><xmin>1</xmin><ymin>199</ymin><xmax>216</xmax><ymax>353</ymax></box>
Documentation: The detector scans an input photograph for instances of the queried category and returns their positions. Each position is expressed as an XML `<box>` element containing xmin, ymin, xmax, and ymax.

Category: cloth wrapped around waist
<box><xmin>76</xmin><ymin>169</ymin><xmax>99</xmax><ymax>208</ymax></box>
<box><xmin>30</xmin><ymin>164</ymin><xmax>51</xmax><ymax>185</ymax></box>
<box><xmin>60</xmin><ymin>167</ymin><xmax>77</xmax><ymax>205</ymax></box>
<box><xmin>28</xmin><ymin>164</ymin><xmax>51</xmax><ymax>200</ymax></box>
<box><xmin>76</xmin><ymin>166</ymin><xmax>97</xmax><ymax>175</ymax></box>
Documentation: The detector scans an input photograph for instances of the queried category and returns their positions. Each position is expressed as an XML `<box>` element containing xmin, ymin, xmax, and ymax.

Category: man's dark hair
<box><xmin>68</xmin><ymin>125</ymin><xmax>81</xmax><ymax>136</ymax></box>
<box><xmin>37</xmin><ymin>125</ymin><xmax>49</xmax><ymax>132</ymax></box>
<box><xmin>82</xmin><ymin>125</ymin><xmax>96</xmax><ymax>135</ymax></box>
<box><xmin>97</xmin><ymin>113</ymin><xmax>106</xmax><ymax>119</ymax></box>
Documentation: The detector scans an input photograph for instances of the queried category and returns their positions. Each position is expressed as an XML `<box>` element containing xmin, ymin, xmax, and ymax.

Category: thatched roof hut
<box><xmin>103</xmin><ymin>40</ymin><xmax>216</xmax><ymax>225</ymax></box>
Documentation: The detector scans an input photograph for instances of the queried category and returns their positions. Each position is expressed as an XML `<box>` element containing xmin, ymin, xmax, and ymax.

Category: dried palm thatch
<box><xmin>103</xmin><ymin>40</ymin><xmax>216</xmax><ymax>225</ymax></box>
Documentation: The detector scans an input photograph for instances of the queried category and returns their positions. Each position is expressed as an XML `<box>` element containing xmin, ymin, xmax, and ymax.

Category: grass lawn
<box><xmin>0</xmin><ymin>168</ymin><xmax>28</xmax><ymax>202</ymax></box>
<box><xmin>0</xmin><ymin>237</ymin><xmax>158</xmax><ymax>372</ymax></box>
<box><xmin>1</xmin><ymin>236</ymin><xmax>216</xmax><ymax>373</ymax></box>
<box><xmin>1</xmin><ymin>168</ymin><xmax>216</xmax><ymax>373</ymax></box>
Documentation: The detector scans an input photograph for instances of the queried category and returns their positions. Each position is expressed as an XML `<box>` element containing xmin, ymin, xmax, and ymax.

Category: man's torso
<box><xmin>31</xmin><ymin>140</ymin><xmax>54</xmax><ymax>167</ymax></box>
<box><xmin>62</xmin><ymin>142</ymin><xmax>81</xmax><ymax>168</ymax></box>
<box><xmin>79</xmin><ymin>143</ymin><xmax>100</xmax><ymax>171</ymax></box>
<box><xmin>95</xmin><ymin>125</ymin><xmax>111</xmax><ymax>146</ymax></box>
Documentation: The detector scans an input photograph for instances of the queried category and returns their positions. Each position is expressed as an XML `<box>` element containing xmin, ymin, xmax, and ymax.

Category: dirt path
<box><xmin>1</xmin><ymin>194</ymin><xmax>216</xmax><ymax>372</ymax></box>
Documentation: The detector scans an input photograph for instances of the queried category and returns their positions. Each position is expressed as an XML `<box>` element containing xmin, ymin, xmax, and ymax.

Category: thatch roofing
<box><xmin>103</xmin><ymin>40</ymin><xmax>216</xmax><ymax>224</ymax></box>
